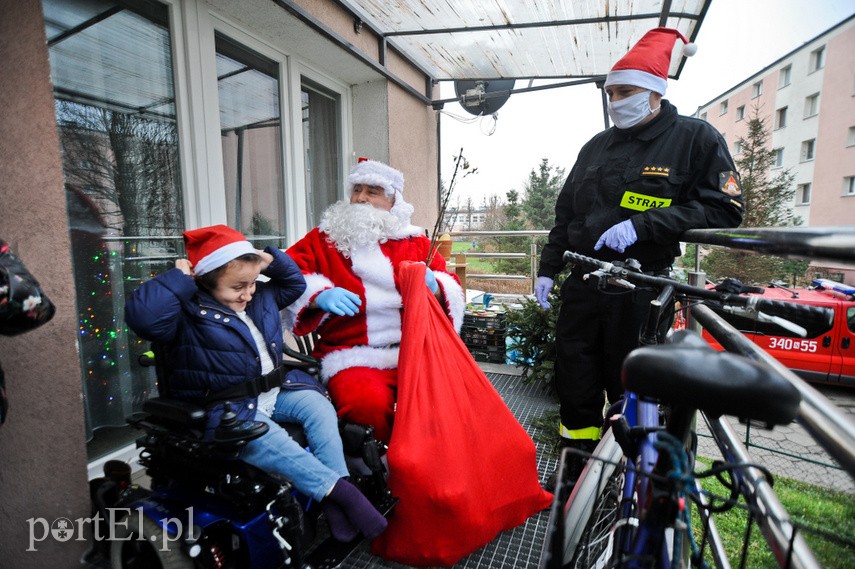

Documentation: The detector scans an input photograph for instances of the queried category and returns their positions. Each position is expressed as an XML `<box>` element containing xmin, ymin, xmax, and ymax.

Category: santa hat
<box><xmin>604</xmin><ymin>27</ymin><xmax>697</xmax><ymax>95</ymax></box>
<box><xmin>183</xmin><ymin>224</ymin><xmax>256</xmax><ymax>276</ymax></box>
<box><xmin>346</xmin><ymin>158</ymin><xmax>404</xmax><ymax>197</ymax></box>
<box><xmin>347</xmin><ymin>157</ymin><xmax>414</xmax><ymax>225</ymax></box>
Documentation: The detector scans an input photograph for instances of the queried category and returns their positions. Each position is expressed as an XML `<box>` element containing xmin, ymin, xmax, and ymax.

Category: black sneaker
<box><xmin>543</xmin><ymin>439</ymin><xmax>598</xmax><ymax>492</ymax></box>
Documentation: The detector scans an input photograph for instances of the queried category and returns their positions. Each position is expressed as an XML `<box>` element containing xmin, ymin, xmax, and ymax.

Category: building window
<box><xmin>719</xmin><ymin>100</ymin><xmax>728</xmax><ymax>115</ymax></box>
<box><xmin>700</xmin><ymin>111</ymin><xmax>707</xmax><ymax>122</ymax></box>
<box><xmin>773</xmin><ymin>148</ymin><xmax>784</xmax><ymax>168</ymax></box>
<box><xmin>797</xmin><ymin>183</ymin><xmax>811</xmax><ymax>204</ymax></box>
<box><xmin>733</xmin><ymin>140</ymin><xmax>743</xmax><ymax>155</ymax></box>
<box><xmin>751</xmin><ymin>80</ymin><xmax>763</xmax><ymax>98</ymax></box>
<box><xmin>44</xmin><ymin>0</ymin><xmax>182</xmax><ymax>459</ymax></box>
<box><xmin>301</xmin><ymin>79</ymin><xmax>342</xmax><ymax>226</ymax></box>
<box><xmin>810</xmin><ymin>46</ymin><xmax>826</xmax><ymax>72</ymax></box>
<box><xmin>847</xmin><ymin>126</ymin><xmax>855</xmax><ymax>147</ymax></box>
<box><xmin>801</xmin><ymin>139</ymin><xmax>816</xmax><ymax>161</ymax></box>
<box><xmin>804</xmin><ymin>93</ymin><xmax>820</xmax><ymax>118</ymax></box>
<box><xmin>778</xmin><ymin>65</ymin><xmax>792</xmax><ymax>88</ymax></box>
<box><xmin>216</xmin><ymin>35</ymin><xmax>287</xmax><ymax>238</ymax></box>
<box><xmin>845</xmin><ymin>177</ymin><xmax>855</xmax><ymax>196</ymax></box>
<box><xmin>736</xmin><ymin>105</ymin><xmax>745</xmax><ymax>121</ymax></box>
<box><xmin>775</xmin><ymin>107</ymin><xmax>787</xmax><ymax>129</ymax></box>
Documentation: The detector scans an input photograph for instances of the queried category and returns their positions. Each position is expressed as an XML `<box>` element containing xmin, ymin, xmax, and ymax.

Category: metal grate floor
<box><xmin>335</xmin><ymin>369</ymin><xmax>559</xmax><ymax>569</ymax></box>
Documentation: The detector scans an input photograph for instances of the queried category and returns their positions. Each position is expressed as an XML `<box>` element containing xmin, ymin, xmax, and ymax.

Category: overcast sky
<box><xmin>437</xmin><ymin>0</ymin><xmax>855</xmax><ymax>208</ymax></box>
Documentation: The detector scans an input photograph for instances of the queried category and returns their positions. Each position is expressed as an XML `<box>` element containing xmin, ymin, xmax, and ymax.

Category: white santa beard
<box><xmin>320</xmin><ymin>202</ymin><xmax>407</xmax><ymax>257</ymax></box>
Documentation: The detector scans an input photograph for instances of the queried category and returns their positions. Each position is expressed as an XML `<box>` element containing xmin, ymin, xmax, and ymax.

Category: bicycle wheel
<box><xmin>561</xmin><ymin>429</ymin><xmax>625</xmax><ymax>567</ymax></box>
<box><xmin>570</xmin><ymin>461</ymin><xmax>624</xmax><ymax>568</ymax></box>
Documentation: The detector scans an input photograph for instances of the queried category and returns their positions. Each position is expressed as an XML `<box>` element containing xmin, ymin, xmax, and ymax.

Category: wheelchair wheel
<box><xmin>110</xmin><ymin>514</ymin><xmax>193</xmax><ymax>569</ymax></box>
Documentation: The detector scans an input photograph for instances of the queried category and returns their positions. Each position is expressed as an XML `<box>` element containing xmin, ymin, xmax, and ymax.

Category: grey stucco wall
<box><xmin>0</xmin><ymin>0</ymin><xmax>91</xmax><ymax>566</ymax></box>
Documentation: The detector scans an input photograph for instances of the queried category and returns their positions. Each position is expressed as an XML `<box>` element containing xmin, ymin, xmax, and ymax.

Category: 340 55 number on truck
<box><xmin>701</xmin><ymin>280</ymin><xmax>855</xmax><ymax>387</ymax></box>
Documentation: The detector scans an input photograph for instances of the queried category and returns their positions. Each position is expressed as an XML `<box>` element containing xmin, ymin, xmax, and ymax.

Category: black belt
<box><xmin>201</xmin><ymin>366</ymin><xmax>284</xmax><ymax>404</ymax></box>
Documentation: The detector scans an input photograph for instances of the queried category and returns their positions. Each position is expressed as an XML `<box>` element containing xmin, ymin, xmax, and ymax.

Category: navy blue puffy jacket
<box><xmin>125</xmin><ymin>247</ymin><xmax>306</xmax><ymax>423</ymax></box>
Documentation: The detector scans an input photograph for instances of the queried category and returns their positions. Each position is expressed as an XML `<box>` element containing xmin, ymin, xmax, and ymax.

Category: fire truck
<box><xmin>701</xmin><ymin>279</ymin><xmax>855</xmax><ymax>387</ymax></box>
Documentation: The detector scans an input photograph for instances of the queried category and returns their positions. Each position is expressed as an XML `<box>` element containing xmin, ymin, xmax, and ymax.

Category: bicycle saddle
<box><xmin>621</xmin><ymin>330</ymin><xmax>801</xmax><ymax>426</ymax></box>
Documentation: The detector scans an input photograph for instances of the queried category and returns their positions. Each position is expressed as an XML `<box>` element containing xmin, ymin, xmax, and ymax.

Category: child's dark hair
<box><xmin>195</xmin><ymin>253</ymin><xmax>261</xmax><ymax>291</ymax></box>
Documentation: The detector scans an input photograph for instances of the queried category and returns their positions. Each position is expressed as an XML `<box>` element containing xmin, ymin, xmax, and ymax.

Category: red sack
<box><xmin>371</xmin><ymin>261</ymin><xmax>552</xmax><ymax>566</ymax></box>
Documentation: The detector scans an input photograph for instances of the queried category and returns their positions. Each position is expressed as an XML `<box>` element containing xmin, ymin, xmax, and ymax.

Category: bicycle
<box><xmin>539</xmin><ymin>251</ymin><xmax>836</xmax><ymax>569</ymax></box>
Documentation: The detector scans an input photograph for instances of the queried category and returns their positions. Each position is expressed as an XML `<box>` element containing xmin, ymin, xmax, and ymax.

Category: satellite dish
<box><xmin>454</xmin><ymin>79</ymin><xmax>516</xmax><ymax>116</ymax></box>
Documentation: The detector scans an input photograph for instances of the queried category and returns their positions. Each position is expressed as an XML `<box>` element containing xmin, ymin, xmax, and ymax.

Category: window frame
<box><xmin>775</xmin><ymin>106</ymin><xmax>787</xmax><ymax>129</ymax></box>
<box><xmin>801</xmin><ymin>139</ymin><xmax>816</xmax><ymax>162</ymax></box>
<box><xmin>804</xmin><ymin>93</ymin><xmax>820</xmax><ymax>118</ymax></box>
<box><xmin>810</xmin><ymin>45</ymin><xmax>826</xmax><ymax>73</ymax></box>
<box><xmin>751</xmin><ymin>80</ymin><xmax>763</xmax><ymax>98</ymax></box>
<box><xmin>797</xmin><ymin>182</ymin><xmax>812</xmax><ymax>205</ymax></box>
<box><xmin>778</xmin><ymin>64</ymin><xmax>792</xmax><ymax>88</ymax></box>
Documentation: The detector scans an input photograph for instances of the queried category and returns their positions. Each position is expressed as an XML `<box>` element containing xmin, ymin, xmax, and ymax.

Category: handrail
<box><xmin>682</xmin><ymin>226</ymin><xmax>855</xmax><ymax>263</ymax></box>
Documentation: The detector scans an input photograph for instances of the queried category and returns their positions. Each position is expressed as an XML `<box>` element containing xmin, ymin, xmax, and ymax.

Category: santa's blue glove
<box><xmin>534</xmin><ymin>276</ymin><xmax>554</xmax><ymax>310</ymax></box>
<box><xmin>595</xmin><ymin>219</ymin><xmax>638</xmax><ymax>253</ymax></box>
<box><xmin>315</xmin><ymin>287</ymin><xmax>361</xmax><ymax>316</ymax></box>
<box><xmin>425</xmin><ymin>268</ymin><xmax>439</xmax><ymax>293</ymax></box>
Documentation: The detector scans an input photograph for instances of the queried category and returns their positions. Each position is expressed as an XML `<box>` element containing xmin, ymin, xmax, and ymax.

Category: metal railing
<box><xmin>444</xmin><ymin>230</ymin><xmax>548</xmax><ymax>291</ymax></box>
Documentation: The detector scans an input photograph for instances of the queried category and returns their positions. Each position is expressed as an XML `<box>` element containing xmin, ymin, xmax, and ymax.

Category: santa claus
<box><xmin>283</xmin><ymin>159</ymin><xmax>465</xmax><ymax>442</ymax></box>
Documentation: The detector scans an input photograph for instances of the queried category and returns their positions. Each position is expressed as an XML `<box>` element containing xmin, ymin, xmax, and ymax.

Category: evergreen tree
<box><xmin>521</xmin><ymin>158</ymin><xmax>565</xmax><ymax>229</ymax></box>
<box><xmin>492</xmin><ymin>189</ymin><xmax>529</xmax><ymax>274</ymax></box>
<box><xmin>703</xmin><ymin>105</ymin><xmax>807</xmax><ymax>285</ymax></box>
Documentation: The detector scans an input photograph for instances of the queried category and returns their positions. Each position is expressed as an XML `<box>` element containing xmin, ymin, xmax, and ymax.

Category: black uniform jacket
<box><xmin>539</xmin><ymin>100</ymin><xmax>744</xmax><ymax>276</ymax></box>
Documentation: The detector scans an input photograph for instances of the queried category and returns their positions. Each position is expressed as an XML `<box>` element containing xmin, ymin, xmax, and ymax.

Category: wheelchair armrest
<box><xmin>142</xmin><ymin>397</ymin><xmax>207</xmax><ymax>425</ymax></box>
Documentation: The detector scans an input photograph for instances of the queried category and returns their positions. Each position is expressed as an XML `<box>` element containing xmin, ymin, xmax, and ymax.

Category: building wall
<box><xmin>0</xmin><ymin>0</ymin><xmax>91</xmax><ymax>566</ymax></box>
<box><xmin>0</xmin><ymin>0</ymin><xmax>439</xmax><ymax>565</ymax></box>
<box><xmin>813</xmin><ymin>26</ymin><xmax>855</xmax><ymax>226</ymax></box>
<box><xmin>696</xmin><ymin>15</ymin><xmax>855</xmax><ymax>283</ymax></box>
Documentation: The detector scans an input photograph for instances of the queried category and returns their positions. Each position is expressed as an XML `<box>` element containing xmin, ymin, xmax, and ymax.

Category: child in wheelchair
<box><xmin>124</xmin><ymin>224</ymin><xmax>387</xmax><ymax>543</ymax></box>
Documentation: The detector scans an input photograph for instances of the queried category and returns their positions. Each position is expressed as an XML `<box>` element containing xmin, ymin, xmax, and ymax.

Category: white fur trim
<box><xmin>388</xmin><ymin>223</ymin><xmax>424</xmax><ymax>240</ymax></box>
<box><xmin>349</xmin><ymin>243</ymin><xmax>403</xmax><ymax>347</ymax></box>
<box><xmin>604</xmin><ymin>69</ymin><xmax>667</xmax><ymax>95</ymax></box>
<box><xmin>194</xmin><ymin>240</ymin><xmax>256</xmax><ymax>275</ymax></box>
<box><xmin>434</xmin><ymin>271</ymin><xmax>465</xmax><ymax>332</ymax></box>
<box><xmin>347</xmin><ymin>160</ymin><xmax>404</xmax><ymax>197</ymax></box>
<box><xmin>320</xmin><ymin>345</ymin><xmax>400</xmax><ymax>380</ymax></box>
<box><xmin>282</xmin><ymin>272</ymin><xmax>333</xmax><ymax>331</ymax></box>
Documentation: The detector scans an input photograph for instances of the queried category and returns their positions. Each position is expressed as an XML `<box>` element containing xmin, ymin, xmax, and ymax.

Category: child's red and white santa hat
<box><xmin>183</xmin><ymin>224</ymin><xmax>256</xmax><ymax>276</ymax></box>
<box><xmin>346</xmin><ymin>157</ymin><xmax>414</xmax><ymax>224</ymax></box>
<box><xmin>604</xmin><ymin>27</ymin><xmax>697</xmax><ymax>95</ymax></box>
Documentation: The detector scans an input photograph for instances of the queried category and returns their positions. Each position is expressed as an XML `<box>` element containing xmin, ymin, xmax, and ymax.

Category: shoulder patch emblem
<box><xmin>719</xmin><ymin>171</ymin><xmax>742</xmax><ymax>196</ymax></box>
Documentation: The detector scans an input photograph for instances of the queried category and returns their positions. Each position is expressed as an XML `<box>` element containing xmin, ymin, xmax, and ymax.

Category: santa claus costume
<box><xmin>285</xmin><ymin>160</ymin><xmax>552</xmax><ymax>566</ymax></box>
<box><xmin>283</xmin><ymin>159</ymin><xmax>465</xmax><ymax>443</ymax></box>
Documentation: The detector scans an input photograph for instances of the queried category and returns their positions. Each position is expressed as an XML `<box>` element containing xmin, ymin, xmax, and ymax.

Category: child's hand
<box><xmin>257</xmin><ymin>249</ymin><xmax>274</xmax><ymax>271</ymax></box>
<box><xmin>175</xmin><ymin>258</ymin><xmax>194</xmax><ymax>276</ymax></box>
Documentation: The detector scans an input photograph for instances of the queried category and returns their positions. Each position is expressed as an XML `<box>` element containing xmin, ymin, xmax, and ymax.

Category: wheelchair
<box><xmin>88</xmin><ymin>343</ymin><xmax>395</xmax><ymax>569</ymax></box>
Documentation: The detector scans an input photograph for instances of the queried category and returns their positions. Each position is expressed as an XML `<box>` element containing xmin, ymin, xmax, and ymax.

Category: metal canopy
<box><xmin>340</xmin><ymin>0</ymin><xmax>712</xmax><ymax>82</ymax></box>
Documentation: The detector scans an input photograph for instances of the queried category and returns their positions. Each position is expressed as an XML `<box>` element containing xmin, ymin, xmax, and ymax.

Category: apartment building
<box><xmin>696</xmin><ymin>14</ymin><xmax>855</xmax><ymax>281</ymax></box>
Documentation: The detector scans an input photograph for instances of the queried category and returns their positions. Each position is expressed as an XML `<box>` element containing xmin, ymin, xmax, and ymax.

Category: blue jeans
<box><xmin>240</xmin><ymin>389</ymin><xmax>348</xmax><ymax>502</ymax></box>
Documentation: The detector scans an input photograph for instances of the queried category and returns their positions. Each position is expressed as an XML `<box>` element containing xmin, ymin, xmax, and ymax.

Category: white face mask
<box><xmin>607</xmin><ymin>90</ymin><xmax>660</xmax><ymax>129</ymax></box>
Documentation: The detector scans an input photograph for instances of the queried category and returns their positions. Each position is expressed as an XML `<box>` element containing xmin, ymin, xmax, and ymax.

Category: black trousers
<box><xmin>553</xmin><ymin>273</ymin><xmax>670</xmax><ymax>434</ymax></box>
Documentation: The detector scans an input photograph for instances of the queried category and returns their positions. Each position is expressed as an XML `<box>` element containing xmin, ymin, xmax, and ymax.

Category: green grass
<box><xmin>691</xmin><ymin>456</ymin><xmax>855</xmax><ymax>568</ymax></box>
<box><xmin>450</xmin><ymin>240</ymin><xmax>494</xmax><ymax>273</ymax></box>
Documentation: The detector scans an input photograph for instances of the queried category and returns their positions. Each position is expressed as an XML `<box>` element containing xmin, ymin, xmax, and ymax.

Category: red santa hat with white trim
<box><xmin>604</xmin><ymin>27</ymin><xmax>697</xmax><ymax>95</ymax></box>
<box><xmin>183</xmin><ymin>224</ymin><xmax>256</xmax><ymax>276</ymax></box>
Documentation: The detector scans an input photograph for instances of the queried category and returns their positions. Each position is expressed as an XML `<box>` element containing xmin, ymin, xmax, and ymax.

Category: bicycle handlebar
<box><xmin>561</xmin><ymin>251</ymin><xmax>834</xmax><ymax>330</ymax></box>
